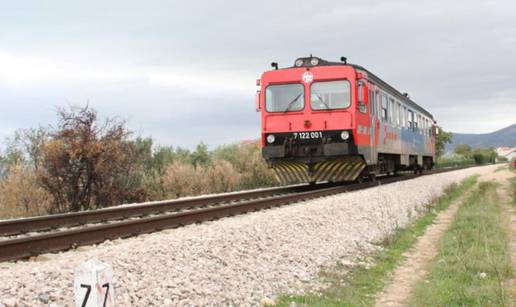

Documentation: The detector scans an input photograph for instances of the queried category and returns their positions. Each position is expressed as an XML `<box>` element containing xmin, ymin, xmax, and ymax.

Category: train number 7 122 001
<box><xmin>293</xmin><ymin>131</ymin><xmax>322</xmax><ymax>139</ymax></box>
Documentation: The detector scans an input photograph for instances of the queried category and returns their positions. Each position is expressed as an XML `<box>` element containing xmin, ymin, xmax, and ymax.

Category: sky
<box><xmin>1</xmin><ymin>0</ymin><xmax>515</xmax><ymax>149</ymax></box>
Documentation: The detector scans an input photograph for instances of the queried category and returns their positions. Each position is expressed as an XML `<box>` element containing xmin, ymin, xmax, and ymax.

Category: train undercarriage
<box><xmin>267</xmin><ymin>153</ymin><xmax>434</xmax><ymax>185</ymax></box>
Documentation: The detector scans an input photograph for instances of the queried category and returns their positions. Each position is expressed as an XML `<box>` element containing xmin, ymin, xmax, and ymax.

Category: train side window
<box><xmin>381</xmin><ymin>94</ymin><xmax>388</xmax><ymax>121</ymax></box>
<box><xmin>402</xmin><ymin>106</ymin><xmax>406</xmax><ymax>128</ymax></box>
<box><xmin>408</xmin><ymin>110</ymin><xmax>414</xmax><ymax>131</ymax></box>
<box><xmin>389</xmin><ymin>98</ymin><xmax>394</xmax><ymax>124</ymax></box>
<box><xmin>395</xmin><ymin>102</ymin><xmax>399</xmax><ymax>126</ymax></box>
<box><xmin>376</xmin><ymin>91</ymin><xmax>381</xmax><ymax>120</ymax></box>
<box><xmin>397</xmin><ymin>102</ymin><xmax>402</xmax><ymax>127</ymax></box>
<box><xmin>369</xmin><ymin>90</ymin><xmax>375</xmax><ymax>115</ymax></box>
<box><xmin>406</xmin><ymin>109</ymin><xmax>409</xmax><ymax>129</ymax></box>
<box><xmin>394</xmin><ymin>102</ymin><xmax>398</xmax><ymax>126</ymax></box>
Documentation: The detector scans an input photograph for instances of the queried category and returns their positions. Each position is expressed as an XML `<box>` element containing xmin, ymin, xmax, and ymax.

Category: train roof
<box><xmin>284</xmin><ymin>56</ymin><xmax>434</xmax><ymax>120</ymax></box>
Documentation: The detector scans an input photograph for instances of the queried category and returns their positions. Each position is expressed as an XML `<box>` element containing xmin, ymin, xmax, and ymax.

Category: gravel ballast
<box><xmin>0</xmin><ymin>165</ymin><xmax>497</xmax><ymax>306</ymax></box>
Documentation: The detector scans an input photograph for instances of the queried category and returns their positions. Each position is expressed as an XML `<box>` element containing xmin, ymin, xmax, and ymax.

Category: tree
<box><xmin>2</xmin><ymin>127</ymin><xmax>49</xmax><ymax>169</ymax></box>
<box><xmin>0</xmin><ymin>152</ymin><xmax>7</xmax><ymax>180</ymax></box>
<box><xmin>454</xmin><ymin>144</ymin><xmax>472</xmax><ymax>157</ymax></box>
<box><xmin>191</xmin><ymin>142</ymin><xmax>211</xmax><ymax>166</ymax></box>
<box><xmin>472</xmin><ymin>147</ymin><xmax>497</xmax><ymax>164</ymax></box>
<box><xmin>37</xmin><ymin>106</ymin><xmax>146</xmax><ymax>212</ymax></box>
<box><xmin>435</xmin><ymin>126</ymin><xmax>452</xmax><ymax>158</ymax></box>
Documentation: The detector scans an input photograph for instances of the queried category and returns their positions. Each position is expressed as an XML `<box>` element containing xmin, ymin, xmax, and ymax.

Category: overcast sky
<box><xmin>1</xmin><ymin>0</ymin><xmax>515</xmax><ymax>149</ymax></box>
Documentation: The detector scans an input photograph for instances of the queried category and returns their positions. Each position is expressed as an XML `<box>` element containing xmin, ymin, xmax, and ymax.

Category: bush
<box><xmin>162</xmin><ymin>160</ymin><xmax>202</xmax><ymax>198</ymax></box>
<box><xmin>439</xmin><ymin>147</ymin><xmax>497</xmax><ymax>167</ymax></box>
<box><xmin>436</xmin><ymin>156</ymin><xmax>475</xmax><ymax>168</ymax></box>
<box><xmin>497</xmin><ymin>156</ymin><xmax>508</xmax><ymax>162</ymax></box>
<box><xmin>471</xmin><ymin>148</ymin><xmax>497</xmax><ymax>165</ymax></box>
<box><xmin>213</xmin><ymin>141</ymin><xmax>277</xmax><ymax>189</ymax></box>
<box><xmin>0</xmin><ymin>163</ymin><xmax>51</xmax><ymax>218</ymax></box>
<box><xmin>453</xmin><ymin>144</ymin><xmax>472</xmax><ymax>158</ymax></box>
<box><xmin>162</xmin><ymin>159</ymin><xmax>242</xmax><ymax>198</ymax></box>
<box><xmin>37</xmin><ymin>106</ymin><xmax>147</xmax><ymax>213</ymax></box>
<box><xmin>204</xmin><ymin>159</ymin><xmax>241</xmax><ymax>193</ymax></box>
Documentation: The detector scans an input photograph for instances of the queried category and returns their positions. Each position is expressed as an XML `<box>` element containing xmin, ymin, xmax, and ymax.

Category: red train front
<box><xmin>256</xmin><ymin>56</ymin><xmax>436</xmax><ymax>184</ymax></box>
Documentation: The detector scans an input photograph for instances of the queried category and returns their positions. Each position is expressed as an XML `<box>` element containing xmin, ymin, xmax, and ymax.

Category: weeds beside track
<box><xmin>409</xmin><ymin>181</ymin><xmax>512</xmax><ymax>306</ymax></box>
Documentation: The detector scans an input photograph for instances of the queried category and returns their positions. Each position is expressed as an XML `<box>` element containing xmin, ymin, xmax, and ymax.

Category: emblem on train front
<box><xmin>302</xmin><ymin>71</ymin><xmax>313</xmax><ymax>83</ymax></box>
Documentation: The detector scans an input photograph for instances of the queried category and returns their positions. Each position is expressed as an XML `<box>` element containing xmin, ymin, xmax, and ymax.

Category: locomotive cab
<box><xmin>258</xmin><ymin>57</ymin><xmax>366</xmax><ymax>184</ymax></box>
<box><xmin>257</xmin><ymin>56</ymin><xmax>435</xmax><ymax>185</ymax></box>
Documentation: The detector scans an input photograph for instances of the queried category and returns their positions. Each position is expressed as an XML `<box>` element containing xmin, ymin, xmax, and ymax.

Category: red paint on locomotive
<box><xmin>256</xmin><ymin>56</ymin><xmax>436</xmax><ymax>184</ymax></box>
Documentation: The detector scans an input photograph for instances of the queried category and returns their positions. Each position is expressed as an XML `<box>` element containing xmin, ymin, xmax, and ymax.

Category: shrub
<box><xmin>497</xmin><ymin>156</ymin><xmax>508</xmax><ymax>162</ymax></box>
<box><xmin>37</xmin><ymin>106</ymin><xmax>147</xmax><ymax>213</ymax></box>
<box><xmin>471</xmin><ymin>147</ymin><xmax>497</xmax><ymax>165</ymax></box>
<box><xmin>0</xmin><ymin>163</ymin><xmax>51</xmax><ymax>218</ymax></box>
<box><xmin>162</xmin><ymin>160</ymin><xmax>202</xmax><ymax>198</ymax></box>
<box><xmin>162</xmin><ymin>159</ymin><xmax>242</xmax><ymax>198</ymax></box>
<box><xmin>436</xmin><ymin>155</ymin><xmax>475</xmax><ymax>168</ymax></box>
<box><xmin>213</xmin><ymin>141</ymin><xmax>277</xmax><ymax>189</ymax></box>
<box><xmin>203</xmin><ymin>159</ymin><xmax>241</xmax><ymax>193</ymax></box>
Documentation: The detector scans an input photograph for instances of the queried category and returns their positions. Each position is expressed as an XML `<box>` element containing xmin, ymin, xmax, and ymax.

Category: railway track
<box><xmin>0</xmin><ymin>167</ymin><xmax>465</xmax><ymax>262</ymax></box>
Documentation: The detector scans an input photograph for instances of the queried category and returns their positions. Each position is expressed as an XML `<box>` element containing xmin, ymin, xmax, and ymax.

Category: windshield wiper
<box><xmin>313</xmin><ymin>91</ymin><xmax>330</xmax><ymax>109</ymax></box>
<box><xmin>283</xmin><ymin>93</ymin><xmax>303</xmax><ymax>112</ymax></box>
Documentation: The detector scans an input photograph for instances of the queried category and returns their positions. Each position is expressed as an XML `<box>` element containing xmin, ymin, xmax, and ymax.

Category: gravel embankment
<box><xmin>0</xmin><ymin>165</ymin><xmax>496</xmax><ymax>306</ymax></box>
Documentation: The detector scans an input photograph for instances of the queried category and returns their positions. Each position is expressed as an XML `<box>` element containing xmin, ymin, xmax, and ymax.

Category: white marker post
<box><xmin>74</xmin><ymin>259</ymin><xmax>115</xmax><ymax>307</ymax></box>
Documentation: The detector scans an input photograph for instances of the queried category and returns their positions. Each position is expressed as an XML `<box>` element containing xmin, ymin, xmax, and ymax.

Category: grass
<box><xmin>511</xmin><ymin>176</ymin><xmax>516</xmax><ymax>207</ymax></box>
<box><xmin>408</xmin><ymin>181</ymin><xmax>513</xmax><ymax>306</ymax></box>
<box><xmin>275</xmin><ymin>175</ymin><xmax>478</xmax><ymax>307</ymax></box>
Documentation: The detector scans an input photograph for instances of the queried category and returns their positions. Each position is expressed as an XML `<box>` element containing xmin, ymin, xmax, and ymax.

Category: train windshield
<box><xmin>265</xmin><ymin>84</ymin><xmax>304</xmax><ymax>112</ymax></box>
<box><xmin>310</xmin><ymin>80</ymin><xmax>351</xmax><ymax>110</ymax></box>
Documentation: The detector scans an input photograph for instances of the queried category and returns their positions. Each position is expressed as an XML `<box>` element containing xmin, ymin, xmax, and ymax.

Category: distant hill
<box><xmin>446</xmin><ymin>124</ymin><xmax>516</xmax><ymax>151</ymax></box>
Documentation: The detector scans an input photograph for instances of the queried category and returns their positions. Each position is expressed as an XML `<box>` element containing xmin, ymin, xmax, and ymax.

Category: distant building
<box><xmin>496</xmin><ymin>147</ymin><xmax>516</xmax><ymax>161</ymax></box>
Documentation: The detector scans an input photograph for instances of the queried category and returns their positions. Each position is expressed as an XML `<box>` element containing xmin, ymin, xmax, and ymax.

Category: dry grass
<box><xmin>162</xmin><ymin>159</ymin><xmax>241</xmax><ymax>198</ymax></box>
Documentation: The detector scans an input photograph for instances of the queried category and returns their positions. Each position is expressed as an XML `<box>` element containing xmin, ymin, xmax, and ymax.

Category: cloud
<box><xmin>0</xmin><ymin>0</ymin><xmax>515</xmax><ymax>148</ymax></box>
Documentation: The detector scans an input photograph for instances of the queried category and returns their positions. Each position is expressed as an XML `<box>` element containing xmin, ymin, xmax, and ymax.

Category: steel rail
<box><xmin>0</xmin><ymin>167</ymin><xmax>471</xmax><ymax>262</ymax></box>
<box><xmin>0</xmin><ymin>184</ymin><xmax>323</xmax><ymax>236</ymax></box>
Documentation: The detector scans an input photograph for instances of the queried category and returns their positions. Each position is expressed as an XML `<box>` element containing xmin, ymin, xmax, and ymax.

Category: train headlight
<box><xmin>266</xmin><ymin>134</ymin><xmax>275</xmax><ymax>144</ymax></box>
<box><xmin>310</xmin><ymin>57</ymin><xmax>319</xmax><ymax>66</ymax></box>
<box><xmin>340</xmin><ymin>131</ymin><xmax>350</xmax><ymax>140</ymax></box>
<box><xmin>295</xmin><ymin>59</ymin><xmax>304</xmax><ymax>67</ymax></box>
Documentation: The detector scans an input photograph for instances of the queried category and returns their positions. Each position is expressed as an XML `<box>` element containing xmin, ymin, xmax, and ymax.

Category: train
<box><xmin>256</xmin><ymin>56</ymin><xmax>436</xmax><ymax>184</ymax></box>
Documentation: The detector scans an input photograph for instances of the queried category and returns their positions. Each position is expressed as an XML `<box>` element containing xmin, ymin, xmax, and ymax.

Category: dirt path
<box><xmin>374</xmin><ymin>167</ymin><xmax>514</xmax><ymax>307</ymax></box>
<box><xmin>489</xmin><ymin>169</ymin><xmax>516</xmax><ymax>305</ymax></box>
<box><xmin>374</xmin><ymin>184</ymin><xmax>477</xmax><ymax>306</ymax></box>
